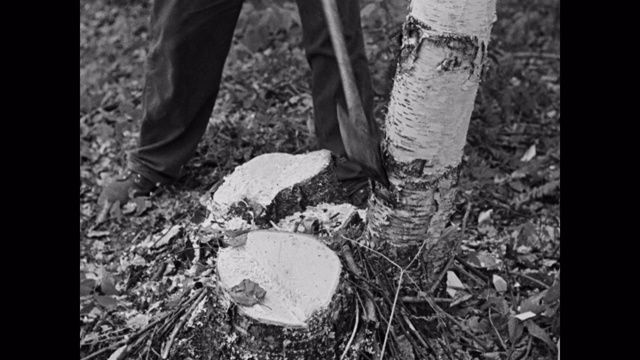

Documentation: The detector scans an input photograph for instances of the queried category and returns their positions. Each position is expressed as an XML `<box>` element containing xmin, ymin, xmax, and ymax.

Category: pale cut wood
<box><xmin>217</xmin><ymin>230</ymin><xmax>342</xmax><ymax>328</ymax></box>
<box><xmin>169</xmin><ymin>231</ymin><xmax>353</xmax><ymax>359</ymax></box>
<box><xmin>205</xmin><ymin>150</ymin><xmax>347</xmax><ymax>226</ymax></box>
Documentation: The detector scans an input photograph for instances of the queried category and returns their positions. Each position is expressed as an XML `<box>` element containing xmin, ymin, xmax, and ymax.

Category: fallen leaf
<box><xmin>542</xmin><ymin>259</ymin><xmax>557</xmax><ymax>267</ymax></box>
<box><xmin>508</xmin><ymin>316</ymin><xmax>524</xmax><ymax>342</ymax></box>
<box><xmin>395</xmin><ymin>334</ymin><xmax>415</xmax><ymax>360</ymax></box>
<box><xmin>544</xmin><ymin>281</ymin><xmax>560</xmax><ymax>304</ymax></box>
<box><xmin>515</xmin><ymin>311</ymin><xmax>536</xmax><ymax>321</ymax></box>
<box><xmin>520</xmin><ymin>144</ymin><xmax>536</xmax><ymax>162</ymax></box>
<box><xmin>107</xmin><ymin>345</ymin><xmax>128</xmax><ymax>360</ymax></box>
<box><xmin>542</xmin><ymin>303</ymin><xmax>558</xmax><ymax>318</ymax></box>
<box><xmin>186</xmin><ymin>262</ymin><xmax>207</xmax><ymax>277</ymax></box>
<box><xmin>154</xmin><ymin>225</ymin><xmax>182</xmax><ymax>248</ymax></box>
<box><xmin>492</xmin><ymin>274</ymin><xmax>508</xmax><ymax>292</ymax></box>
<box><xmin>224</xmin><ymin>228</ymin><xmax>252</xmax><ymax>239</ymax></box>
<box><xmin>301</xmin><ymin>217</ymin><xmax>320</xmax><ymax>234</ymax></box>
<box><xmin>122</xmin><ymin>202</ymin><xmax>136</xmax><ymax>215</ymax></box>
<box><xmin>80</xmin><ymin>302</ymin><xmax>95</xmax><ymax>315</ymax></box>
<box><xmin>525</xmin><ymin>320</ymin><xmax>556</xmax><ymax>350</ymax></box>
<box><xmin>81</xmin><ymin>332</ymin><xmax>100</xmax><ymax>345</ymax></box>
<box><xmin>126</xmin><ymin>314</ymin><xmax>150</xmax><ymax>330</ymax></box>
<box><xmin>520</xmin><ymin>290</ymin><xmax>547</xmax><ymax>314</ymax></box>
<box><xmin>468</xmin><ymin>251</ymin><xmax>502</xmax><ymax>270</ymax></box>
<box><xmin>96</xmin><ymin>266</ymin><xmax>119</xmax><ymax>295</ymax></box>
<box><xmin>481</xmin><ymin>353</ymin><xmax>502</xmax><ymax>360</ymax></box>
<box><xmin>229</xmin><ymin>279</ymin><xmax>267</xmax><ymax>307</ymax></box>
<box><xmin>467</xmin><ymin>316</ymin><xmax>490</xmax><ymax>334</ymax></box>
<box><xmin>87</xmin><ymin>230</ymin><xmax>110</xmax><ymax>238</ymax></box>
<box><xmin>466</xmin><ymin>252</ymin><xmax>482</xmax><ymax>267</ymax></box>
<box><xmin>478</xmin><ymin>209</ymin><xmax>493</xmax><ymax>224</ymax></box>
<box><xmin>95</xmin><ymin>295</ymin><xmax>118</xmax><ymax>310</ymax></box>
<box><xmin>517</xmin><ymin>221</ymin><xmax>539</xmax><ymax>248</ymax></box>
<box><xmin>100</xmin><ymin>276</ymin><xmax>118</xmax><ymax>296</ymax></box>
<box><xmin>446</xmin><ymin>271</ymin><xmax>465</xmax><ymax>297</ymax></box>
<box><xmin>508</xmin><ymin>180</ymin><xmax>526</xmax><ymax>192</ymax></box>
<box><xmin>95</xmin><ymin>201</ymin><xmax>110</xmax><ymax>224</ymax></box>
<box><xmin>450</xmin><ymin>291</ymin><xmax>473</xmax><ymax>307</ymax></box>
<box><xmin>360</xmin><ymin>3</ymin><xmax>377</xmax><ymax>18</ymax></box>
<box><xmin>225</xmin><ymin>233</ymin><xmax>248</xmax><ymax>248</ymax></box>
<box><xmin>129</xmin><ymin>254</ymin><xmax>147</xmax><ymax>267</ymax></box>
<box><xmin>109</xmin><ymin>200</ymin><xmax>122</xmax><ymax>221</ymax></box>
<box><xmin>486</xmin><ymin>295</ymin><xmax>510</xmax><ymax>316</ymax></box>
<box><xmin>80</xmin><ymin>279</ymin><xmax>96</xmax><ymax>296</ymax></box>
<box><xmin>132</xmin><ymin>197</ymin><xmax>151</xmax><ymax>215</ymax></box>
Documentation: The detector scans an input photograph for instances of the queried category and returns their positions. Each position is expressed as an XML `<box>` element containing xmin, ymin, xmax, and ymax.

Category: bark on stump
<box><xmin>204</xmin><ymin>150</ymin><xmax>347</xmax><ymax>227</ymax></box>
<box><xmin>171</xmin><ymin>230</ymin><xmax>353</xmax><ymax>359</ymax></box>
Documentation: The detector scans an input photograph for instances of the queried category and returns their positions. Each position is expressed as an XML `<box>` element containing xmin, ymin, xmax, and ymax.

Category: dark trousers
<box><xmin>128</xmin><ymin>0</ymin><xmax>375</xmax><ymax>188</ymax></box>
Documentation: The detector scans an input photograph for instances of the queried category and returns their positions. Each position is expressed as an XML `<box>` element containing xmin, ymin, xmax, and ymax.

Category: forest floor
<box><xmin>80</xmin><ymin>0</ymin><xmax>560</xmax><ymax>359</ymax></box>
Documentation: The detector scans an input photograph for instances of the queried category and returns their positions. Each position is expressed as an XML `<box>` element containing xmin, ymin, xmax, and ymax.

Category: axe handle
<box><xmin>320</xmin><ymin>0</ymin><xmax>364</xmax><ymax>122</ymax></box>
<box><xmin>320</xmin><ymin>0</ymin><xmax>389</xmax><ymax>187</ymax></box>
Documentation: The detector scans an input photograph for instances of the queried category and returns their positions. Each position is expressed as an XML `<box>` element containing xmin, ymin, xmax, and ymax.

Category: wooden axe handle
<box><xmin>319</xmin><ymin>0</ymin><xmax>364</xmax><ymax>120</ymax></box>
<box><xmin>320</xmin><ymin>0</ymin><xmax>389</xmax><ymax>187</ymax></box>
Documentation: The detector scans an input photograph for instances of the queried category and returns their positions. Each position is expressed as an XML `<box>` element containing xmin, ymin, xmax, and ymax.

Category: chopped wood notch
<box><xmin>207</xmin><ymin>150</ymin><xmax>346</xmax><ymax>224</ymax></box>
<box><xmin>217</xmin><ymin>230</ymin><xmax>342</xmax><ymax>328</ymax></box>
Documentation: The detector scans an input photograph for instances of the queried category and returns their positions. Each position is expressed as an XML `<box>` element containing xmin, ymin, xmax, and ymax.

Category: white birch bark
<box><xmin>366</xmin><ymin>0</ymin><xmax>497</xmax><ymax>281</ymax></box>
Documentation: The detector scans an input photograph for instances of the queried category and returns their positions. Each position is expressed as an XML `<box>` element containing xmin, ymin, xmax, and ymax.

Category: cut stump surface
<box><xmin>206</xmin><ymin>150</ymin><xmax>347</xmax><ymax>226</ymax></box>
<box><xmin>217</xmin><ymin>230</ymin><xmax>342</xmax><ymax>328</ymax></box>
<box><xmin>171</xmin><ymin>230</ymin><xmax>352</xmax><ymax>359</ymax></box>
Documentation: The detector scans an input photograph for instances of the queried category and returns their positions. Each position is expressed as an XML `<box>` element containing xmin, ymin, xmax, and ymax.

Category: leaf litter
<box><xmin>80</xmin><ymin>0</ymin><xmax>560</xmax><ymax>359</ymax></box>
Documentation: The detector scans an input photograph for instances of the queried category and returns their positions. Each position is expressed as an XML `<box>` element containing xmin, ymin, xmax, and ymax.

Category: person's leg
<box><xmin>128</xmin><ymin>0</ymin><xmax>245</xmax><ymax>185</ymax></box>
<box><xmin>295</xmin><ymin>0</ymin><xmax>375</xmax><ymax>198</ymax></box>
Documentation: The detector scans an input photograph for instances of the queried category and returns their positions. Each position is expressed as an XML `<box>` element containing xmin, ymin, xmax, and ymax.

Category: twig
<box><xmin>81</xmin><ymin>309</ymin><xmax>175</xmax><ymax>360</ymax></box>
<box><xmin>144</xmin><ymin>325</ymin><xmax>158</xmax><ymax>360</ymax></box>
<box><xmin>440</xmin><ymin>333</ymin><xmax>455</xmax><ymax>360</ymax></box>
<box><xmin>509</xmin><ymin>271</ymin><xmax>550</xmax><ymax>289</ymax></box>
<box><xmin>161</xmin><ymin>288</ymin><xmax>206</xmax><ymax>359</ymax></box>
<box><xmin>429</xmin><ymin>203</ymin><xmax>471</xmax><ymax>293</ymax></box>
<box><xmin>342</xmin><ymin>233</ymin><xmax>435</xmax><ymax>360</ymax></box>
<box><xmin>80</xmin><ymin>327</ymin><xmax>129</xmax><ymax>346</ymax></box>
<box><xmin>342</xmin><ymin>235</ymin><xmax>401</xmax><ymax>271</ymax></box>
<box><xmin>81</xmin><ymin>342</ymin><xmax>122</xmax><ymax>360</ymax></box>
<box><xmin>511</xmin><ymin>52</ymin><xmax>560</xmax><ymax>60</ymax></box>
<box><xmin>452</xmin><ymin>263</ymin><xmax>485</xmax><ymax>286</ymax></box>
<box><xmin>80</xmin><ymin>334</ymin><xmax>128</xmax><ymax>347</ymax></box>
<box><xmin>421</xmin><ymin>295</ymin><xmax>491</xmax><ymax>352</ymax></box>
<box><xmin>401</xmin><ymin>296</ymin><xmax>451</xmax><ymax>304</ymax></box>
<box><xmin>156</xmin><ymin>307</ymin><xmax>187</xmax><ymax>338</ymax></box>
<box><xmin>342</xmin><ymin>243</ymin><xmax>363</xmax><ymax>277</ymax></box>
<box><xmin>488</xmin><ymin>308</ymin><xmax>507</xmax><ymax>351</ymax></box>
<box><xmin>342</xmin><ymin>229</ymin><xmax>486</xmax><ymax>358</ymax></box>
<box><xmin>269</xmin><ymin>220</ymin><xmax>283</xmax><ymax>231</ymax></box>
<box><xmin>380</xmin><ymin>269</ymin><xmax>403</xmax><ymax>360</ymax></box>
<box><xmin>365</xmin><ymin>297</ymin><xmax>378</xmax><ymax>323</ymax></box>
<box><xmin>334</xmin><ymin>209</ymin><xmax>359</xmax><ymax>233</ymax></box>
<box><xmin>340</xmin><ymin>297</ymin><xmax>359</xmax><ymax>360</ymax></box>
<box><xmin>507</xmin><ymin>331</ymin><xmax>517</xmax><ymax>360</ymax></box>
<box><xmin>401</xmin><ymin>313</ymin><xmax>429</xmax><ymax>350</ymax></box>
<box><xmin>454</xmin><ymin>255</ymin><xmax>490</xmax><ymax>282</ymax></box>
<box><xmin>522</xmin><ymin>336</ymin><xmax>533</xmax><ymax>360</ymax></box>
<box><xmin>126</xmin><ymin>332</ymin><xmax>150</xmax><ymax>359</ymax></box>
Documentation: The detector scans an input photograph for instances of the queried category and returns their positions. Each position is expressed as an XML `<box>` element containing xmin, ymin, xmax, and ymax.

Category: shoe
<box><xmin>99</xmin><ymin>170</ymin><xmax>159</xmax><ymax>205</ymax></box>
<box><xmin>341</xmin><ymin>178</ymin><xmax>370</xmax><ymax>209</ymax></box>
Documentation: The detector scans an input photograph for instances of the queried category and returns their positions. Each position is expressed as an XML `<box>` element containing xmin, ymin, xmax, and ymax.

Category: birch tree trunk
<box><xmin>366</xmin><ymin>0</ymin><xmax>497</xmax><ymax>284</ymax></box>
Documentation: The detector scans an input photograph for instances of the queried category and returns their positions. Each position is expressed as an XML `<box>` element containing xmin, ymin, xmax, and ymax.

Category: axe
<box><xmin>320</xmin><ymin>0</ymin><xmax>390</xmax><ymax>188</ymax></box>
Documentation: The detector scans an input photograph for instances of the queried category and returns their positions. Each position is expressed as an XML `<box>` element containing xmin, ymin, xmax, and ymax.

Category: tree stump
<box><xmin>204</xmin><ymin>150</ymin><xmax>347</xmax><ymax>227</ymax></box>
<box><xmin>171</xmin><ymin>230</ymin><xmax>352</xmax><ymax>359</ymax></box>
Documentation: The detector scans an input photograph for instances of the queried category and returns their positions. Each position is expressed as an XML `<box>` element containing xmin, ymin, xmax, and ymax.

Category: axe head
<box><xmin>337</xmin><ymin>104</ymin><xmax>390</xmax><ymax>188</ymax></box>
